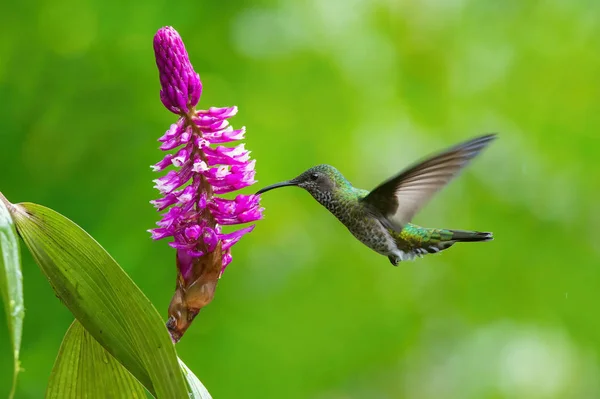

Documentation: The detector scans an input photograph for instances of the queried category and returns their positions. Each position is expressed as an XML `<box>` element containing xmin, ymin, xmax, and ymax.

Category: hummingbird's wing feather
<box><xmin>362</xmin><ymin>134</ymin><xmax>496</xmax><ymax>230</ymax></box>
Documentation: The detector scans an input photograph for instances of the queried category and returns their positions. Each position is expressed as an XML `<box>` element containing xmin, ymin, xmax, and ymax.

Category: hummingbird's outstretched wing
<box><xmin>361</xmin><ymin>134</ymin><xmax>496</xmax><ymax>230</ymax></box>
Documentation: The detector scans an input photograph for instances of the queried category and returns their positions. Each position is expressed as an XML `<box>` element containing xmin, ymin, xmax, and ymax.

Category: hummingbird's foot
<box><xmin>388</xmin><ymin>255</ymin><xmax>400</xmax><ymax>266</ymax></box>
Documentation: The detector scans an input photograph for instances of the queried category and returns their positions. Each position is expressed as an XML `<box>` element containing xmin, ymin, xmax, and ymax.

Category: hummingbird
<box><xmin>256</xmin><ymin>134</ymin><xmax>496</xmax><ymax>265</ymax></box>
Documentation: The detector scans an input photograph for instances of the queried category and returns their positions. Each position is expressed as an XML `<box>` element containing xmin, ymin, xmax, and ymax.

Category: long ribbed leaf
<box><xmin>10</xmin><ymin>202</ymin><xmax>190</xmax><ymax>398</ymax></box>
<box><xmin>46</xmin><ymin>320</ymin><xmax>146</xmax><ymax>398</ymax></box>
<box><xmin>0</xmin><ymin>194</ymin><xmax>24</xmax><ymax>399</ymax></box>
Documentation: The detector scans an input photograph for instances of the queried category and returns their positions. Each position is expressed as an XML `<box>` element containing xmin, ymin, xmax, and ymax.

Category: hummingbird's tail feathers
<box><xmin>447</xmin><ymin>229</ymin><xmax>493</xmax><ymax>242</ymax></box>
<box><xmin>392</xmin><ymin>225</ymin><xmax>493</xmax><ymax>260</ymax></box>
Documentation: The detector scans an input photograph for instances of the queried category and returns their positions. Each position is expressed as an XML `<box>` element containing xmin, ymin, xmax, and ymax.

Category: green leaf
<box><xmin>10</xmin><ymin>202</ymin><xmax>192</xmax><ymax>398</ymax></box>
<box><xmin>180</xmin><ymin>358</ymin><xmax>212</xmax><ymax>399</ymax></box>
<box><xmin>46</xmin><ymin>320</ymin><xmax>146</xmax><ymax>398</ymax></box>
<box><xmin>0</xmin><ymin>194</ymin><xmax>24</xmax><ymax>399</ymax></box>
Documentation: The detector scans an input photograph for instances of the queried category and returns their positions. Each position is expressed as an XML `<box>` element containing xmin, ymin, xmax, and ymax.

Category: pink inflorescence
<box><xmin>150</xmin><ymin>26</ymin><xmax>262</xmax><ymax>279</ymax></box>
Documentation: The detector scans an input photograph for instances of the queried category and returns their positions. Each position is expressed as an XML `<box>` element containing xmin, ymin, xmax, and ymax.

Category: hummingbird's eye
<box><xmin>310</xmin><ymin>173</ymin><xmax>319</xmax><ymax>181</ymax></box>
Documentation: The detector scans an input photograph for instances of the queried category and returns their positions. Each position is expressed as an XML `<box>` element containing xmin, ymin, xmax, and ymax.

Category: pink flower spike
<box><xmin>150</xmin><ymin>26</ymin><xmax>263</xmax><ymax>342</ymax></box>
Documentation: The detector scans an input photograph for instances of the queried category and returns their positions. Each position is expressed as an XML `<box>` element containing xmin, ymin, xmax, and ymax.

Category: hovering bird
<box><xmin>257</xmin><ymin>134</ymin><xmax>496</xmax><ymax>265</ymax></box>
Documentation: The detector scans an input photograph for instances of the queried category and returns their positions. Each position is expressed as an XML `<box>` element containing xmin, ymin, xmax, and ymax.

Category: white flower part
<box><xmin>234</xmin><ymin>126</ymin><xmax>246</xmax><ymax>139</ymax></box>
<box><xmin>211</xmin><ymin>120</ymin><xmax>229</xmax><ymax>131</ymax></box>
<box><xmin>177</xmin><ymin>187</ymin><xmax>194</xmax><ymax>203</ymax></box>
<box><xmin>211</xmin><ymin>126</ymin><xmax>233</xmax><ymax>138</ymax></box>
<box><xmin>207</xmin><ymin>106</ymin><xmax>237</xmax><ymax>117</ymax></box>
<box><xmin>192</xmin><ymin>159</ymin><xmax>208</xmax><ymax>172</ymax></box>
<box><xmin>196</xmin><ymin>138</ymin><xmax>210</xmax><ymax>148</ymax></box>
<box><xmin>171</xmin><ymin>148</ymin><xmax>190</xmax><ymax>167</ymax></box>
<box><xmin>153</xmin><ymin>178</ymin><xmax>175</xmax><ymax>194</ymax></box>
<box><xmin>242</xmin><ymin>159</ymin><xmax>256</xmax><ymax>172</ymax></box>
<box><xmin>179</xmin><ymin>193</ymin><xmax>192</xmax><ymax>203</ymax></box>
<box><xmin>216</xmin><ymin>165</ymin><xmax>229</xmax><ymax>178</ymax></box>
<box><xmin>237</xmin><ymin>151</ymin><xmax>251</xmax><ymax>163</ymax></box>
<box><xmin>229</xmin><ymin>143</ymin><xmax>246</xmax><ymax>156</ymax></box>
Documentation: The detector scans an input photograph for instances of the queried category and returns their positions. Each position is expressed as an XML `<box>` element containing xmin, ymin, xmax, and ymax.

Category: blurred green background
<box><xmin>1</xmin><ymin>0</ymin><xmax>600</xmax><ymax>398</ymax></box>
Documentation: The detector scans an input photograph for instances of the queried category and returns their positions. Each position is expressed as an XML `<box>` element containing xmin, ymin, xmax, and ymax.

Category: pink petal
<box><xmin>152</xmin><ymin>154</ymin><xmax>174</xmax><ymax>171</ymax></box>
<box><xmin>220</xmin><ymin>225</ymin><xmax>255</xmax><ymax>251</ymax></box>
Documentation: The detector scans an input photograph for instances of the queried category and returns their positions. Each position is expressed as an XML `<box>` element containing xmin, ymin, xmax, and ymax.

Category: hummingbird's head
<box><xmin>256</xmin><ymin>164</ymin><xmax>350</xmax><ymax>203</ymax></box>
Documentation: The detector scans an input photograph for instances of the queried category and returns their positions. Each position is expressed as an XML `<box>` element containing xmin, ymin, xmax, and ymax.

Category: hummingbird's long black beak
<box><xmin>256</xmin><ymin>180</ymin><xmax>297</xmax><ymax>195</ymax></box>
